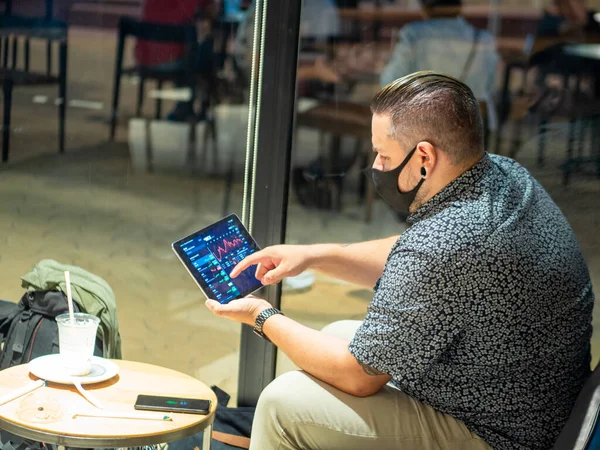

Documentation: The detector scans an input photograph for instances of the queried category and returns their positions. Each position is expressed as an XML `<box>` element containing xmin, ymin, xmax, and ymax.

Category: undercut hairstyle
<box><xmin>371</xmin><ymin>71</ymin><xmax>485</xmax><ymax>166</ymax></box>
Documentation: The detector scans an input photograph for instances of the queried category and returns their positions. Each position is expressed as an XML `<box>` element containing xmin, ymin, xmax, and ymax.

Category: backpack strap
<box><xmin>25</xmin><ymin>316</ymin><xmax>56</xmax><ymax>363</ymax></box>
<box><xmin>212</xmin><ymin>431</ymin><xmax>251</xmax><ymax>449</ymax></box>
<box><xmin>0</xmin><ymin>302</ymin><xmax>23</xmax><ymax>338</ymax></box>
<box><xmin>0</xmin><ymin>292</ymin><xmax>46</xmax><ymax>368</ymax></box>
<box><xmin>211</xmin><ymin>385</ymin><xmax>231</xmax><ymax>407</ymax></box>
<box><xmin>0</xmin><ymin>311</ymin><xmax>26</xmax><ymax>369</ymax></box>
<box><xmin>10</xmin><ymin>312</ymin><xmax>43</xmax><ymax>366</ymax></box>
<box><xmin>10</xmin><ymin>311</ymin><xmax>32</xmax><ymax>357</ymax></box>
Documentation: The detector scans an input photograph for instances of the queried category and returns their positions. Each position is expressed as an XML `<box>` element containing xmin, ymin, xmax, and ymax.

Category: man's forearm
<box><xmin>262</xmin><ymin>314</ymin><xmax>390</xmax><ymax>397</ymax></box>
<box><xmin>307</xmin><ymin>236</ymin><xmax>399</xmax><ymax>287</ymax></box>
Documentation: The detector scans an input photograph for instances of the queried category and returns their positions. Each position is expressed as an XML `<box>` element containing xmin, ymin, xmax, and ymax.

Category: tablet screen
<box><xmin>172</xmin><ymin>214</ymin><xmax>262</xmax><ymax>304</ymax></box>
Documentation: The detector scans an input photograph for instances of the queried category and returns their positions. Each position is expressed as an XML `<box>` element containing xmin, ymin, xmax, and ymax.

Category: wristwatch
<box><xmin>253</xmin><ymin>307</ymin><xmax>284</xmax><ymax>342</ymax></box>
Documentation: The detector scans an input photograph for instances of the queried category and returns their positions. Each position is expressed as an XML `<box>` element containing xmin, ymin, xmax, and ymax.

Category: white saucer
<box><xmin>28</xmin><ymin>354</ymin><xmax>119</xmax><ymax>385</ymax></box>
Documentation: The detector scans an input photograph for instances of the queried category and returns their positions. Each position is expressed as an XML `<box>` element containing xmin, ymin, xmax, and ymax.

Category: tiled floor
<box><xmin>0</xmin><ymin>28</ymin><xmax>598</xmax><ymax>406</ymax></box>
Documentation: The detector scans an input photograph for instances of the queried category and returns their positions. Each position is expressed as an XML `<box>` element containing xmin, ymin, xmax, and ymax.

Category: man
<box><xmin>381</xmin><ymin>0</ymin><xmax>498</xmax><ymax>128</ymax></box>
<box><xmin>206</xmin><ymin>72</ymin><xmax>594</xmax><ymax>449</ymax></box>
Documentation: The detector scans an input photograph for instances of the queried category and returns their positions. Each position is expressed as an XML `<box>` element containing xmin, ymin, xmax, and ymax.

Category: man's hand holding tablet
<box><xmin>172</xmin><ymin>214</ymin><xmax>264</xmax><ymax>304</ymax></box>
<box><xmin>173</xmin><ymin>216</ymin><xmax>315</xmax><ymax>329</ymax></box>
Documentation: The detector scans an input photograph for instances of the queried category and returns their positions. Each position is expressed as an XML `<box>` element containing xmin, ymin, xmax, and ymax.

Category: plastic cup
<box><xmin>56</xmin><ymin>313</ymin><xmax>100</xmax><ymax>376</ymax></box>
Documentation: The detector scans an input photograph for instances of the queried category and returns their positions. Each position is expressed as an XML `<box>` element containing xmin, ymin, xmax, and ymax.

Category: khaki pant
<box><xmin>250</xmin><ymin>320</ymin><xmax>492</xmax><ymax>450</ymax></box>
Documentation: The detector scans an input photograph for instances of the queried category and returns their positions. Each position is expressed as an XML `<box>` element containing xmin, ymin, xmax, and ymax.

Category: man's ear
<box><xmin>415</xmin><ymin>141</ymin><xmax>436</xmax><ymax>170</ymax></box>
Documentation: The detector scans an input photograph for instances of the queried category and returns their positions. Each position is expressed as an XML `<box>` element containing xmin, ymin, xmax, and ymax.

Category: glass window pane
<box><xmin>0</xmin><ymin>0</ymin><xmax>257</xmax><ymax>405</ymax></box>
<box><xmin>277</xmin><ymin>0</ymin><xmax>600</xmax><ymax>382</ymax></box>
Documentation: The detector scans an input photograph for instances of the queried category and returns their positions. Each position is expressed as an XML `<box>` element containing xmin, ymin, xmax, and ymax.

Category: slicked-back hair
<box><xmin>371</xmin><ymin>71</ymin><xmax>485</xmax><ymax>166</ymax></box>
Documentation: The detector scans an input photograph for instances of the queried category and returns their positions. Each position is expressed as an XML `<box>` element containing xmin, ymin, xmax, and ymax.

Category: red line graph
<box><xmin>211</xmin><ymin>237</ymin><xmax>245</xmax><ymax>261</ymax></box>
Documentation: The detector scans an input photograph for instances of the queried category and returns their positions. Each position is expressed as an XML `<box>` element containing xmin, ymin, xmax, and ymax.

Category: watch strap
<box><xmin>253</xmin><ymin>307</ymin><xmax>283</xmax><ymax>342</ymax></box>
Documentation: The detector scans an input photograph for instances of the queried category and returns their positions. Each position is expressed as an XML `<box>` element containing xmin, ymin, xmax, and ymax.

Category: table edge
<box><xmin>0</xmin><ymin>412</ymin><xmax>215</xmax><ymax>448</ymax></box>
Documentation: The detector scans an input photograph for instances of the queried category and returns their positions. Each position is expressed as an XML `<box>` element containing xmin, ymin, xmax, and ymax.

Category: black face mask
<box><xmin>364</xmin><ymin>146</ymin><xmax>425</xmax><ymax>214</ymax></box>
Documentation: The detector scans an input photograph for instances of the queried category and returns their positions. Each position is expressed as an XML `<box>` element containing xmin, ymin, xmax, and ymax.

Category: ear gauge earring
<box><xmin>420</xmin><ymin>167</ymin><xmax>427</xmax><ymax>178</ymax></box>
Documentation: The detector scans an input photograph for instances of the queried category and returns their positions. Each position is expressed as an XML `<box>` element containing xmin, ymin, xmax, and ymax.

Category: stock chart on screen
<box><xmin>179</xmin><ymin>217</ymin><xmax>259</xmax><ymax>303</ymax></box>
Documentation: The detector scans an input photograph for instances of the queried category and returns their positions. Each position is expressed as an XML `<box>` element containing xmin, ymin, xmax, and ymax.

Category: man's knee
<box><xmin>255</xmin><ymin>370</ymin><xmax>339</xmax><ymax>449</ymax></box>
<box><xmin>257</xmin><ymin>370</ymin><xmax>308</xmax><ymax>414</ymax></box>
<box><xmin>253</xmin><ymin>371</ymin><xmax>313</xmax><ymax>448</ymax></box>
<box><xmin>320</xmin><ymin>320</ymin><xmax>363</xmax><ymax>341</ymax></box>
<box><xmin>256</xmin><ymin>370</ymin><xmax>331</xmax><ymax>430</ymax></box>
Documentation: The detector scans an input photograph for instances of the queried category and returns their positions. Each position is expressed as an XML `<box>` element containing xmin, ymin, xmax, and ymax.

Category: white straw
<box><xmin>64</xmin><ymin>271</ymin><xmax>75</xmax><ymax>323</ymax></box>
<box><xmin>72</xmin><ymin>411</ymin><xmax>173</xmax><ymax>421</ymax></box>
<box><xmin>0</xmin><ymin>380</ymin><xmax>46</xmax><ymax>406</ymax></box>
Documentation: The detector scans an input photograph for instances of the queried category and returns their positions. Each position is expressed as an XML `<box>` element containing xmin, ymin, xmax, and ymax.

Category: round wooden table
<box><xmin>0</xmin><ymin>360</ymin><xmax>217</xmax><ymax>449</ymax></box>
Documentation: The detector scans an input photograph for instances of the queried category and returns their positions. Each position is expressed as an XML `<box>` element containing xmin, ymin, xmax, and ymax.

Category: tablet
<box><xmin>172</xmin><ymin>214</ymin><xmax>262</xmax><ymax>304</ymax></box>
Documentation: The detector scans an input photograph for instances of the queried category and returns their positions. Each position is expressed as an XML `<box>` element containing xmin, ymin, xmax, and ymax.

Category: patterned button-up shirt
<box><xmin>349</xmin><ymin>154</ymin><xmax>594</xmax><ymax>450</ymax></box>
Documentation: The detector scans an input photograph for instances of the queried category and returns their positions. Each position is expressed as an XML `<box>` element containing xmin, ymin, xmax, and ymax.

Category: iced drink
<box><xmin>56</xmin><ymin>313</ymin><xmax>100</xmax><ymax>376</ymax></box>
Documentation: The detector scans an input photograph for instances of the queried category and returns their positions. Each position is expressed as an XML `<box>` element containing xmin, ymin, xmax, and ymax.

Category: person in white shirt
<box><xmin>381</xmin><ymin>0</ymin><xmax>499</xmax><ymax>128</ymax></box>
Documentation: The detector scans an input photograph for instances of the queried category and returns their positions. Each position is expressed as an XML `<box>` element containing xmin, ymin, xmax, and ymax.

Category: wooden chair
<box><xmin>495</xmin><ymin>43</ymin><xmax>600</xmax><ymax>185</ymax></box>
<box><xmin>0</xmin><ymin>14</ymin><xmax>68</xmax><ymax>162</ymax></box>
<box><xmin>109</xmin><ymin>17</ymin><xmax>198</xmax><ymax>139</ymax></box>
<box><xmin>1</xmin><ymin>0</ymin><xmax>61</xmax><ymax>87</ymax></box>
<box><xmin>110</xmin><ymin>16</ymin><xmax>220</xmax><ymax>170</ymax></box>
<box><xmin>494</xmin><ymin>40</ymin><xmax>564</xmax><ymax>160</ymax></box>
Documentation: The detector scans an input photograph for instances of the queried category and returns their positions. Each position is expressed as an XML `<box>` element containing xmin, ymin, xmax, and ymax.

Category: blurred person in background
<box><xmin>380</xmin><ymin>0</ymin><xmax>499</xmax><ymax>129</ymax></box>
<box><xmin>135</xmin><ymin>0</ymin><xmax>217</xmax><ymax>121</ymax></box>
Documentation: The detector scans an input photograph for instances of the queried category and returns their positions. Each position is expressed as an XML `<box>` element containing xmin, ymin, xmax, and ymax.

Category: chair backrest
<box><xmin>0</xmin><ymin>14</ymin><xmax>67</xmax><ymax>73</ymax></box>
<box><xmin>0</xmin><ymin>15</ymin><xmax>67</xmax><ymax>39</ymax></box>
<box><xmin>553</xmin><ymin>362</ymin><xmax>600</xmax><ymax>450</ymax></box>
<box><xmin>114</xmin><ymin>16</ymin><xmax>198</xmax><ymax>80</ymax></box>
<box><xmin>3</xmin><ymin>0</ymin><xmax>54</xmax><ymax>20</ymax></box>
<box><xmin>118</xmin><ymin>16</ymin><xmax>197</xmax><ymax>44</ymax></box>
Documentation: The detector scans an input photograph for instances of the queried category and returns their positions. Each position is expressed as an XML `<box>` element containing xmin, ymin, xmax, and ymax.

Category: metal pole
<box><xmin>236</xmin><ymin>0</ymin><xmax>302</xmax><ymax>406</ymax></box>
